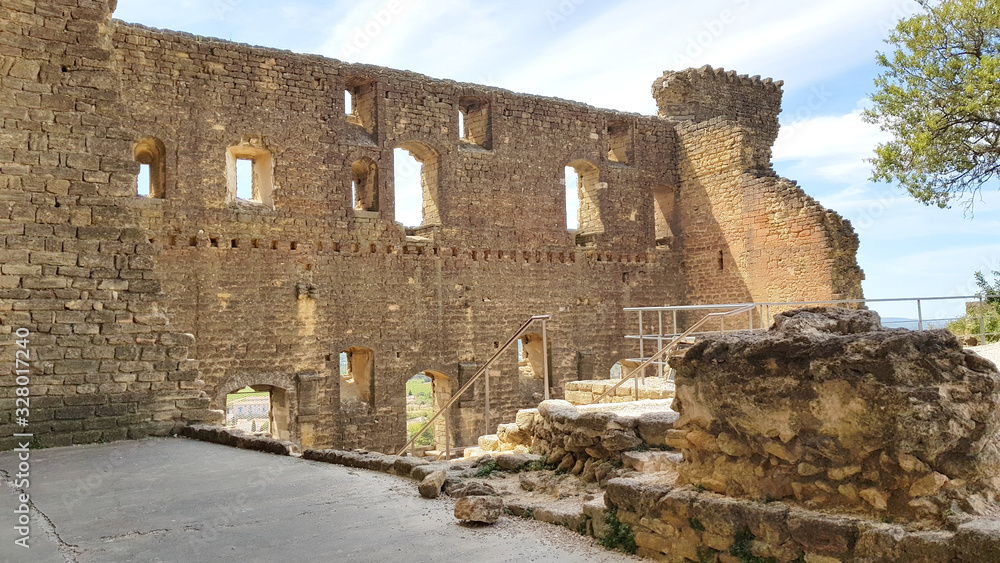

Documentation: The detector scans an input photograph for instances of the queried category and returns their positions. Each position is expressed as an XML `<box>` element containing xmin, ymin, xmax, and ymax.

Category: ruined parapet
<box><xmin>653</xmin><ymin>65</ymin><xmax>783</xmax><ymax>154</ymax></box>
<box><xmin>669</xmin><ymin>307</ymin><xmax>1000</xmax><ymax>523</ymax></box>
<box><xmin>741</xmin><ymin>174</ymin><xmax>866</xmax><ymax>302</ymax></box>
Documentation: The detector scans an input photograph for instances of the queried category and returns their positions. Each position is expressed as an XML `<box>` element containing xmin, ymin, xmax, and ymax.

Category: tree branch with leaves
<box><xmin>864</xmin><ymin>0</ymin><xmax>1000</xmax><ymax>210</ymax></box>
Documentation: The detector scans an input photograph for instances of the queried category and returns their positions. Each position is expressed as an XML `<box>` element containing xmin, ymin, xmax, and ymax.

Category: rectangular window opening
<box><xmin>607</xmin><ymin>122</ymin><xmax>633</xmax><ymax>164</ymax></box>
<box><xmin>457</xmin><ymin>97</ymin><xmax>492</xmax><ymax>149</ymax></box>
<box><xmin>235</xmin><ymin>158</ymin><xmax>254</xmax><ymax>200</ymax></box>
<box><xmin>565</xmin><ymin>166</ymin><xmax>580</xmax><ymax>230</ymax></box>
<box><xmin>344</xmin><ymin>79</ymin><xmax>376</xmax><ymax>134</ymax></box>
<box><xmin>137</xmin><ymin>163</ymin><xmax>151</xmax><ymax>197</ymax></box>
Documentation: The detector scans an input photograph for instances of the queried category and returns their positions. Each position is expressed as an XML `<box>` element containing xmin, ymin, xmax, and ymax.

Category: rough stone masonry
<box><xmin>0</xmin><ymin>0</ymin><xmax>863</xmax><ymax>452</ymax></box>
<box><xmin>669</xmin><ymin>307</ymin><xmax>1000</xmax><ymax>523</ymax></box>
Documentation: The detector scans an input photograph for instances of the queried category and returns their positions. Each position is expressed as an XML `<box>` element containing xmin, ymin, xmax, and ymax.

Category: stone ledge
<box><xmin>177</xmin><ymin>425</ymin><xmax>297</xmax><ymax>456</ymax></box>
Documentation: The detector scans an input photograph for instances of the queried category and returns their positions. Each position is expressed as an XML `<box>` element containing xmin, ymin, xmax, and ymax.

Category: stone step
<box><xmin>622</xmin><ymin>450</ymin><xmax>683</xmax><ymax>473</ymax></box>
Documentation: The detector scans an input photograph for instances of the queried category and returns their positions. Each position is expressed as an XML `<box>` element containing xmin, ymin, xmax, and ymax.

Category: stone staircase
<box><xmin>563</xmin><ymin>377</ymin><xmax>675</xmax><ymax>405</ymax></box>
<box><xmin>465</xmin><ymin>398</ymin><xmax>683</xmax><ymax>476</ymax></box>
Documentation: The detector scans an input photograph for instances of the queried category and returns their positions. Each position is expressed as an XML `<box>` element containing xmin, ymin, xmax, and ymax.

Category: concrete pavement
<box><xmin>0</xmin><ymin>438</ymin><xmax>637</xmax><ymax>563</ymax></box>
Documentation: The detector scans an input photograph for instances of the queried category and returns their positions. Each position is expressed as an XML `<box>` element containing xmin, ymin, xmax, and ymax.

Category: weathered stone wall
<box><xmin>1</xmin><ymin>2</ymin><xmax>864</xmax><ymax>452</ymax></box>
<box><xmin>661</xmin><ymin>67</ymin><xmax>865</xmax><ymax>310</ymax></box>
<box><xmin>668</xmin><ymin>308</ymin><xmax>1000</xmax><ymax>523</ymax></box>
<box><xmin>107</xmin><ymin>21</ymin><xmax>684</xmax><ymax>452</ymax></box>
<box><xmin>0</xmin><ymin>0</ymin><xmax>218</xmax><ymax>450</ymax></box>
<box><xmin>605</xmin><ymin>477</ymin><xmax>999</xmax><ymax>563</ymax></box>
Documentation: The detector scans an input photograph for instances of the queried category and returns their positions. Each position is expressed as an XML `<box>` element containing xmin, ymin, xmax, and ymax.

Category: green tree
<box><xmin>864</xmin><ymin>0</ymin><xmax>1000</xmax><ymax>209</ymax></box>
<box><xmin>947</xmin><ymin>268</ymin><xmax>1000</xmax><ymax>342</ymax></box>
<box><xmin>976</xmin><ymin>268</ymin><xmax>1000</xmax><ymax>305</ymax></box>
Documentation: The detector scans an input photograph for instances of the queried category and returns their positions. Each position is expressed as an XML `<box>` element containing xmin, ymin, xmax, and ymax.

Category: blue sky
<box><xmin>113</xmin><ymin>0</ymin><xmax>1000</xmax><ymax>321</ymax></box>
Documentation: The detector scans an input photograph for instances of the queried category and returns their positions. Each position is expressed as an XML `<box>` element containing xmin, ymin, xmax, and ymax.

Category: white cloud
<box><xmin>772</xmin><ymin>107</ymin><xmax>891</xmax><ymax>183</ymax></box>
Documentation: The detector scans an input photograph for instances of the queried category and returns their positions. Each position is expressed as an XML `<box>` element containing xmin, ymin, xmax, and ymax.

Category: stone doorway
<box><xmin>224</xmin><ymin>385</ymin><xmax>290</xmax><ymax>441</ymax></box>
<box><xmin>405</xmin><ymin>370</ymin><xmax>453</xmax><ymax>455</ymax></box>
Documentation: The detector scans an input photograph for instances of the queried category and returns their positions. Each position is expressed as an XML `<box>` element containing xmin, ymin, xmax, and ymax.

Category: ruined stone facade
<box><xmin>1</xmin><ymin>0</ymin><xmax>862</xmax><ymax>452</ymax></box>
<box><xmin>670</xmin><ymin>308</ymin><xmax>1000</xmax><ymax>523</ymax></box>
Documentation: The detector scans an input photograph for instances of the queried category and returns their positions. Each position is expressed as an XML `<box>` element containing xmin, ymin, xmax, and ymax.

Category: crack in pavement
<box><xmin>99</xmin><ymin>529</ymin><xmax>170</xmax><ymax>542</ymax></box>
<box><xmin>1</xmin><ymin>466</ymin><xmax>82</xmax><ymax>563</ymax></box>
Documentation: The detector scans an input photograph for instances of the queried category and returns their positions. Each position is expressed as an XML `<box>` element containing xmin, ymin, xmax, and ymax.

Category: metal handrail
<box><xmin>397</xmin><ymin>314</ymin><xmax>551</xmax><ymax>457</ymax></box>
<box><xmin>586</xmin><ymin>305</ymin><xmax>755</xmax><ymax>405</ymax></box>
<box><xmin>626</xmin><ymin>294</ymin><xmax>988</xmax><ymax>343</ymax></box>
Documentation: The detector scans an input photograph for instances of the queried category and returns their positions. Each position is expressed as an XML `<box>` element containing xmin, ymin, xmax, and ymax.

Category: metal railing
<box><xmin>397</xmin><ymin>315</ymin><xmax>551</xmax><ymax>458</ymax></box>
<box><xmin>623</xmin><ymin>295</ymin><xmax>994</xmax><ymax>381</ymax></box>
<box><xmin>586</xmin><ymin>305</ymin><xmax>755</xmax><ymax>405</ymax></box>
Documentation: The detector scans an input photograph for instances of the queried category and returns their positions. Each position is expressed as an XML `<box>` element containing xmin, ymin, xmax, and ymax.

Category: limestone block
<box><xmin>478</xmin><ymin>434</ymin><xmax>499</xmax><ymax>451</ymax></box>
<box><xmin>494</xmin><ymin>453</ymin><xmax>540</xmax><ymax>472</ymax></box>
<box><xmin>445</xmin><ymin>480</ymin><xmax>497</xmax><ymax>498</ymax></box>
<box><xmin>636</xmin><ymin>411</ymin><xmax>678</xmax><ymax>446</ymax></box>
<box><xmin>454</xmin><ymin>496</ymin><xmax>504</xmax><ymax>524</ymax></box>
<box><xmin>418</xmin><ymin>470</ymin><xmax>447</xmax><ymax>499</ymax></box>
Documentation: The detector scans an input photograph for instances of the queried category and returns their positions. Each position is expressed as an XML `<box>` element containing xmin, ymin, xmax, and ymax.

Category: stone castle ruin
<box><xmin>465</xmin><ymin>308</ymin><xmax>1000</xmax><ymax>561</ymax></box>
<box><xmin>1</xmin><ymin>0</ymin><xmax>863</xmax><ymax>453</ymax></box>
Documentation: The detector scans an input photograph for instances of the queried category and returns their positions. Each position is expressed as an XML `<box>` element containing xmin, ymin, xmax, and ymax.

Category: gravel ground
<box><xmin>968</xmin><ymin>342</ymin><xmax>1000</xmax><ymax>367</ymax></box>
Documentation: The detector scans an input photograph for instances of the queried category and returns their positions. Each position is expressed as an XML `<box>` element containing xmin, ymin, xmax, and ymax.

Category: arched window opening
<box><xmin>394</xmin><ymin>141</ymin><xmax>440</xmax><ymax>228</ymax></box>
<box><xmin>133</xmin><ymin>136</ymin><xmax>165</xmax><ymax>198</ymax></box>
<box><xmin>350</xmin><ymin>157</ymin><xmax>379</xmax><ymax>212</ymax></box>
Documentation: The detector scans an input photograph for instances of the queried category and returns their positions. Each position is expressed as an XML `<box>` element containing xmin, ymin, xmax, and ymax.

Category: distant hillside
<box><xmin>881</xmin><ymin>317</ymin><xmax>951</xmax><ymax>331</ymax></box>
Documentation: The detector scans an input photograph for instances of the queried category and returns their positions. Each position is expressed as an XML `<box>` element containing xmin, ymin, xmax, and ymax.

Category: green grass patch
<box><xmin>729</xmin><ymin>526</ymin><xmax>777</xmax><ymax>563</ymax></box>
<box><xmin>598</xmin><ymin>509</ymin><xmax>637</xmax><ymax>555</ymax></box>
<box><xmin>475</xmin><ymin>459</ymin><xmax>500</xmax><ymax>478</ymax></box>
